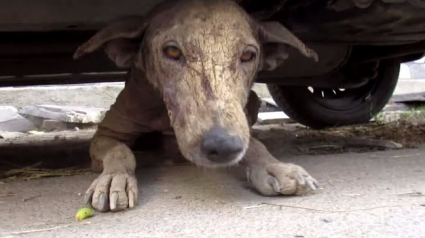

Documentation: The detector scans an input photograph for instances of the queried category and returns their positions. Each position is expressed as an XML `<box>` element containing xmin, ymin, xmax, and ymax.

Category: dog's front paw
<box><xmin>247</xmin><ymin>163</ymin><xmax>318</xmax><ymax>196</ymax></box>
<box><xmin>85</xmin><ymin>172</ymin><xmax>138</xmax><ymax>212</ymax></box>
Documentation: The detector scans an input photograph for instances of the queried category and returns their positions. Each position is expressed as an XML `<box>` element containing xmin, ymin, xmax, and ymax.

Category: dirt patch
<box><xmin>1</xmin><ymin>166</ymin><xmax>92</xmax><ymax>182</ymax></box>
<box><xmin>253</xmin><ymin>120</ymin><xmax>425</xmax><ymax>157</ymax></box>
<box><xmin>299</xmin><ymin>121</ymin><xmax>425</xmax><ymax>149</ymax></box>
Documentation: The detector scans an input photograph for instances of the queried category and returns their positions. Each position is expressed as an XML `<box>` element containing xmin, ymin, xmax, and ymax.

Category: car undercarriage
<box><xmin>1</xmin><ymin>0</ymin><xmax>424</xmax><ymax>127</ymax></box>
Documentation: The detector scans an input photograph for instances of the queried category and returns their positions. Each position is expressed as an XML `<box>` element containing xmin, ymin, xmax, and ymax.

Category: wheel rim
<box><xmin>303</xmin><ymin>62</ymin><xmax>383</xmax><ymax>112</ymax></box>
<box><xmin>305</xmin><ymin>85</ymin><xmax>375</xmax><ymax>111</ymax></box>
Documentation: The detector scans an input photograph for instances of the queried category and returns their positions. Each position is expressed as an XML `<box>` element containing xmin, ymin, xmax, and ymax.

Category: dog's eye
<box><xmin>163</xmin><ymin>45</ymin><xmax>183</xmax><ymax>60</ymax></box>
<box><xmin>240</xmin><ymin>51</ymin><xmax>256</xmax><ymax>62</ymax></box>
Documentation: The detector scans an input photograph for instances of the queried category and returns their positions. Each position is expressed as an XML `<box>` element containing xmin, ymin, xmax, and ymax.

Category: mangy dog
<box><xmin>74</xmin><ymin>0</ymin><xmax>319</xmax><ymax>212</ymax></box>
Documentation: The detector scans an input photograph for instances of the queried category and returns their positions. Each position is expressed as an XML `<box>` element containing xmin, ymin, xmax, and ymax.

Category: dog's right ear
<box><xmin>73</xmin><ymin>16</ymin><xmax>148</xmax><ymax>68</ymax></box>
<box><xmin>257</xmin><ymin>21</ymin><xmax>318</xmax><ymax>71</ymax></box>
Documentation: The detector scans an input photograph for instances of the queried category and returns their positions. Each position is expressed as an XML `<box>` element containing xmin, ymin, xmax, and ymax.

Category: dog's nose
<box><xmin>201</xmin><ymin>125</ymin><xmax>244</xmax><ymax>163</ymax></box>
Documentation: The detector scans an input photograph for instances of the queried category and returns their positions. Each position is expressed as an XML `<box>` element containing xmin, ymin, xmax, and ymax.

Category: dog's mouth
<box><xmin>189</xmin><ymin>146</ymin><xmax>247</xmax><ymax>168</ymax></box>
<box><xmin>163</xmin><ymin>128</ymin><xmax>248</xmax><ymax>167</ymax></box>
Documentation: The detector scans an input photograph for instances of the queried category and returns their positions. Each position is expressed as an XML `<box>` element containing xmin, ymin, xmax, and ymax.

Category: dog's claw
<box><xmin>84</xmin><ymin>189</ymin><xmax>94</xmax><ymax>204</ymax></box>
<box><xmin>294</xmin><ymin>172</ymin><xmax>306</xmax><ymax>185</ymax></box>
<box><xmin>128</xmin><ymin>191</ymin><xmax>135</xmax><ymax>208</ymax></box>
<box><xmin>110</xmin><ymin>192</ymin><xmax>119</xmax><ymax>210</ymax></box>
<box><xmin>98</xmin><ymin>193</ymin><xmax>107</xmax><ymax>211</ymax></box>
<box><xmin>268</xmin><ymin>177</ymin><xmax>281</xmax><ymax>193</ymax></box>
<box><xmin>306</xmin><ymin>179</ymin><xmax>318</xmax><ymax>190</ymax></box>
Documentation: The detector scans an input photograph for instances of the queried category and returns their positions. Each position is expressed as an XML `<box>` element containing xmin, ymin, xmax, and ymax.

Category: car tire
<box><xmin>267</xmin><ymin>59</ymin><xmax>400</xmax><ymax>129</ymax></box>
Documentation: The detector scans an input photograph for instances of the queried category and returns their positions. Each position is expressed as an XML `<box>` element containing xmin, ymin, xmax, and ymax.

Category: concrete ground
<box><xmin>1</xmin><ymin>145</ymin><xmax>425</xmax><ymax>238</ymax></box>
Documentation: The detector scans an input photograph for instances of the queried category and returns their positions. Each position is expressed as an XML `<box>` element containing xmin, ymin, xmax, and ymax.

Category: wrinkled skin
<box><xmin>143</xmin><ymin>4</ymin><xmax>257</xmax><ymax>166</ymax></box>
<box><xmin>75</xmin><ymin>0</ymin><xmax>319</xmax><ymax>212</ymax></box>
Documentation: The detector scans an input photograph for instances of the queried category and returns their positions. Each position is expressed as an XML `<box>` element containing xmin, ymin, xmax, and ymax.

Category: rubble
<box><xmin>257</xmin><ymin>111</ymin><xmax>293</xmax><ymax>124</ymax></box>
<box><xmin>19</xmin><ymin>105</ymin><xmax>106</xmax><ymax>124</ymax></box>
<box><xmin>0</xmin><ymin>106</ymin><xmax>36</xmax><ymax>132</ymax></box>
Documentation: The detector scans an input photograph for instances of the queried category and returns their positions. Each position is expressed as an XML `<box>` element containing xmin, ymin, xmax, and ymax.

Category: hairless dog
<box><xmin>74</xmin><ymin>0</ymin><xmax>319</xmax><ymax>212</ymax></box>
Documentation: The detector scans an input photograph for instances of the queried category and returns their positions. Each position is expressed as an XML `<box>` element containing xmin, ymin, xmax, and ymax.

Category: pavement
<box><xmin>1</xmin><ymin>145</ymin><xmax>425</xmax><ymax>238</ymax></box>
<box><xmin>393</xmin><ymin>79</ymin><xmax>425</xmax><ymax>95</ymax></box>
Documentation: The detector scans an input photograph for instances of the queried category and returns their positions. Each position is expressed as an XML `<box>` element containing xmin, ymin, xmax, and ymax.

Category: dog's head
<box><xmin>74</xmin><ymin>0</ymin><xmax>317</xmax><ymax>167</ymax></box>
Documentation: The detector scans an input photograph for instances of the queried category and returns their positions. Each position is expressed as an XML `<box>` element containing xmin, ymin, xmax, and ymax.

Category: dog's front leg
<box><xmin>85</xmin><ymin>68</ymin><xmax>169</xmax><ymax>212</ymax></box>
<box><xmin>86</xmin><ymin>132</ymin><xmax>138</xmax><ymax>212</ymax></box>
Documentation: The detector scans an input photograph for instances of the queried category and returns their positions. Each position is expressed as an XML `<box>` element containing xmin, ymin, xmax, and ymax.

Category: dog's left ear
<box><xmin>257</xmin><ymin>21</ymin><xmax>319</xmax><ymax>71</ymax></box>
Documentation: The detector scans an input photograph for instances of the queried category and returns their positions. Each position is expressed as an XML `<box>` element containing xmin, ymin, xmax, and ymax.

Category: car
<box><xmin>1</xmin><ymin>0</ymin><xmax>424</xmax><ymax>128</ymax></box>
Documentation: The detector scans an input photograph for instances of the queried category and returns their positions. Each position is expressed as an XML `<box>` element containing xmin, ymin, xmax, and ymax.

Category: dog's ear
<box><xmin>102</xmin><ymin>39</ymin><xmax>140</xmax><ymax>68</ymax></box>
<box><xmin>73</xmin><ymin>16</ymin><xmax>148</xmax><ymax>68</ymax></box>
<box><xmin>257</xmin><ymin>21</ymin><xmax>318</xmax><ymax>71</ymax></box>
